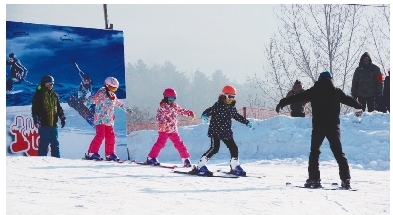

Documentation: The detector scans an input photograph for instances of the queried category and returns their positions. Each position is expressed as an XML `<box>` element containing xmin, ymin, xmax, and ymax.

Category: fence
<box><xmin>126</xmin><ymin>107</ymin><xmax>291</xmax><ymax>135</ymax></box>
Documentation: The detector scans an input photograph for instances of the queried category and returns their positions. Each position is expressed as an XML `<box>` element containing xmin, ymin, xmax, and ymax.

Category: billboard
<box><xmin>6</xmin><ymin>21</ymin><xmax>127</xmax><ymax>158</ymax></box>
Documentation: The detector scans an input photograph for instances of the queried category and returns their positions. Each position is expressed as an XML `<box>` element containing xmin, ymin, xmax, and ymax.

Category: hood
<box><xmin>292</xmin><ymin>80</ymin><xmax>304</xmax><ymax>92</ymax></box>
<box><xmin>359</xmin><ymin>52</ymin><xmax>373</xmax><ymax>66</ymax></box>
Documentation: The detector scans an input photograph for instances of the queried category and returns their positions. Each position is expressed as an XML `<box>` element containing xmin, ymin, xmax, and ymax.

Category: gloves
<box><xmin>201</xmin><ymin>114</ymin><xmax>209</xmax><ymax>124</ymax></box>
<box><xmin>33</xmin><ymin>115</ymin><xmax>41</xmax><ymax>129</ymax></box>
<box><xmin>60</xmin><ymin>116</ymin><xmax>66</xmax><ymax>128</ymax></box>
<box><xmin>377</xmin><ymin>92</ymin><xmax>383</xmax><ymax>96</ymax></box>
<box><xmin>246</xmin><ymin>122</ymin><xmax>253</xmax><ymax>130</ymax></box>
<box><xmin>188</xmin><ymin>111</ymin><xmax>195</xmax><ymax>120</ymax></box>
<box><xmin>354</xmin><ymin>109</ymin><xmax>363</xmax><ymax>117</ymax></box>
<box><xmin>275</xmin><ymin>104</ymin><xmax>283</xmax><ymax>113</ymax></box>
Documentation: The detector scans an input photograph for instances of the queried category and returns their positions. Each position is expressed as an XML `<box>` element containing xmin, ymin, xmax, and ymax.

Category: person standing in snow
<box><xmin>31</xmin><ymin>75</ymin><xmax>66</xmax><ymax>158</ymax></box>
<box><xmin>351</xmin><ymin>52</ymin><xmax>384</xmax><ymax>112</ymax></box>
<box><xmin>276</xmin><ymin>71</ymin><xmax>363</xmax><ymax>189</ymax></box>
<box><xmin>192</xmin><ymin>85</ymin><xmax>253</xmax><ymax>176</ymax></box>
<box><xmin>286</xmin><ymin>80</ymin><xmax>308</xmax><ymax>117</ymax></box>
<box><xmin>84</xmin><ymin>77</ymin><xmax>132</xmax><ymax>161</ymax></box>
<box><xmin>146</xmin><ymin>88</ymin><xmax>195</xmax><ymax>167</ymax></box>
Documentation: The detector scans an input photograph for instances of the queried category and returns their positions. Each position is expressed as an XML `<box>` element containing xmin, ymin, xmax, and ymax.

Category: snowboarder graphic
<box><xmin>6</xmin><ymin>53</ymin><xmax>28</xmax><ymax>92</ymax></box>
<box><xmin>67</xmin><ymin>58</ymin><xmax>95</xmax><ymax>128</ymax></box>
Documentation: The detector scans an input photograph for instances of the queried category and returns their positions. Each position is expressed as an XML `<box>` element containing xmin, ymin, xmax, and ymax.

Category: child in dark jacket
<box><xmin>276</xmin><ymin>71</ymin><xmax>363</xmax><ymax>189</ymax></box>
<box><xmin>192</xmin><ymin>85</ymin><xmax>253</xmax><ymax>176</ymax></box>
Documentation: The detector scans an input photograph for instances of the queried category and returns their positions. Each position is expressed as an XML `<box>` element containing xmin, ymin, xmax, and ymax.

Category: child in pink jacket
<box><xmin>84</xmin><ymin>77</ymin><xmax>132</xmax><ymax>161</ymax></box>
<box><xmin>146</xmin><ymin>88</ymin><xmax>195</xmax><ymax>167</ymax></box>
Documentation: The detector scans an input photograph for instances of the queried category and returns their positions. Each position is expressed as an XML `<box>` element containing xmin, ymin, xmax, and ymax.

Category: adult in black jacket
<box><xmin>193</xmin><ymin>85</ymin><xmax>253</xmax><ymax>176</ymax></box>
<box><xmin>276</xmin><ymin>71</ymin><xmax>363</xmax><ymax>189</ymax></box>
<box><xmin>31</xmin><ymin>75</ymin><xmax>66</xmax><ymax>158</ymax></box>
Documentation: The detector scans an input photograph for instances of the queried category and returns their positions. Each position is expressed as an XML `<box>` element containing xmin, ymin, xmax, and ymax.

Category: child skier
<box><xmin>192</xmin><ymin>85</ymin><xmax>253</xmax><ymax>176</ymax></box>
<box><xmin>84</xmin><ymin>77</ymin><xmax>132</xmax><ymax>161</ymax></box>
<box><xmin>146</xmin><ymin>87</ymin><xmax>195</xmax><ymax>167</ymax></box>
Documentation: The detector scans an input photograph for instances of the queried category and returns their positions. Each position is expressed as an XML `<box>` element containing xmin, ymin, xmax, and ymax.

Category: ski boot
<box><xmin>229</xmin><ymin>157</ymin><xmax>246</xmax><ymax>176</ymax></box>
<box><xmin>146</xmin><ymin>157</ymin><xmax>160</xmax><ymax>166</ymax></box>
<box><xmin>341</xmin><ymin>179</ymin><xmax>351</xmax><ymax>189</ymax></box>
<box><xmin>182</xmin><ymin>158</ymin><xmax>192</xmax><ymax>167</ymax></box>
<box><xmin>106</xmin><ymin>153</ymin><xmax>120</xmax><ymax>161</ymax></box>
<box><xmin>86</xmin><ymin>153</ymin><xmax>102</xmax><ymax>161</ymax></box>
<box><xmin>304</xmin><ymin>179</ymin><xmax>322</xmax><ymax>188</ymax></box>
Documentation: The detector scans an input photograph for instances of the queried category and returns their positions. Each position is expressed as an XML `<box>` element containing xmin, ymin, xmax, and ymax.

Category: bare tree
<box><xmin>250</xmin><ymin>4</ymin><xmax>389</xmax><ymax>114</ymax></box>
<box><xmin>365</xmin><ymin>4</ymin><xmax>390</xmax><ymax>75</ymax></box>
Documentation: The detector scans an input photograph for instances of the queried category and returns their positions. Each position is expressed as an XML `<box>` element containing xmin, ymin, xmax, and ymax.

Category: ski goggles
<box><xmin>224</xmin><ymin>94</ymin><xmax>236</xmax><ymax>99</ymax></box>
<box><xmin>168</xmin><ymin>97</ymin><xmax>176</xmax><ymax>102</ymax></box>
<box><xmin>45</xmin><ymin>82</ymin><xmax>54</xmax><ymax>86</ymax></box>
<box><xmin>107</xmin><ymin>85</ymin><xmax>118</xmax><ymax>92</ymax></box>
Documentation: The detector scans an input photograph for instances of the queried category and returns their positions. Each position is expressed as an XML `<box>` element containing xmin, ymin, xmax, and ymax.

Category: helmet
<box><xmin>163</xmin><ymin>88</ymin><xmax>177</xmax><ymax>97</ymax></box>
<box><xmin>9</xmin><ymin>53</ymin><xmax>14</xmax><ymax>58</ymax></box>
<box><xmin>41</xmin><ymin>75</ymin><xmax>54</xmax><ymax>84</ymax></box>
<box><xmin>104</xmin><ymin>77</ymin><xmax>119</xmax><ymax>88</ymax></box>
<box><xmin>222</xmin><ymin>85</ymin><xmax>236</xmax><ymax>95</ymax></box>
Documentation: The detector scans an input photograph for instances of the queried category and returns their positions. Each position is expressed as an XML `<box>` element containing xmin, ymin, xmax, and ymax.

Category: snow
<box><xmin>6</xmin><ymin>104</ymin><xmax>391</xmax><ymax>215</ymax></box>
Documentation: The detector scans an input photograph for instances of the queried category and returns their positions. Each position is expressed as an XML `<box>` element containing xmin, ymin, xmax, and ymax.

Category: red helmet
<box><xmin>163</xmin><ymin>88</ymin><xmax>177</xmax><ymax>97</ymax></box>
<box><xmin>222</xmin><ymin>85</ymin><xmax>236</xmax><ymax>95</ymax></box>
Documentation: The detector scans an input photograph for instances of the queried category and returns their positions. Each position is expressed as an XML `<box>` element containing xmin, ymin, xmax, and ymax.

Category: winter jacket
<box><xmin>85</xmin><ymin>87</ymin><xmax>130</xmax><ymax>126</ymax></box>
<box><xmin>351</xmin><ymin>52</ymin><xmax>384</xmax><ymax>97</ymax></box>
<box><xmin>31</xmin><ymin>84</ymin><xmax>65</xmax><ymax>127</ymax></box>
<box><xmin>278</xmin><ymin>78</ymin><xmax>362</xmax><ymax>129</ymax></box>
<box><xmin>202</xmin><ymin>97</ymin><xmax>249</xmax><ymax>140</ymax></box>
<box><xmin>156</xmin><ymin>101</ymin><xmax>193</xmax><ymax>133</ymax></box>
<box><xmin>286</xmin><ymin>80</ymin><xmax>308</xmax><ymax>114</ymax></box>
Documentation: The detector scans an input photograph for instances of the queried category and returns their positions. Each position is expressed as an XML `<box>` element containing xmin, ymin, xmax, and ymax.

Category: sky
<box><xmin>5</xmin><ymin>101</ymin><xmax>391</xmax><ymax>214</ymax></box>
<box><xmin>5</xmin><ymin>4</ymin><xmax>278</xmax><ymax>84</ymax></box>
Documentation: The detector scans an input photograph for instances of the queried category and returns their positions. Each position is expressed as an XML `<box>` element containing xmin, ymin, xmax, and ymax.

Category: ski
<box><xmin>216</xmin><ymin>169</ymin><xmax>264</xmax><ymax>178</ymax></box>
<box><xmin>172</xmin><ymin>170</ymin><xmax>239</xmax><ymax>178</ymax></box>
<box><xmin>130</xmin><ymin>160</ymin><xmax>177</xmax><ymax>169</ymax></box>
<box><xmin>286</xmin><ymin>182</ymin><xmax>358</xmax><ymax>191</ymax></box>
<box><xmin>82</xmin><ymin>158</ymin><xmax>127</xmax><ymax>163</ymax></box>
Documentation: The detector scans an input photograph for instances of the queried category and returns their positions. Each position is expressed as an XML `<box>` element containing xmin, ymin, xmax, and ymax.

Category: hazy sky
<box><xmin>6</xmin><ymin>4</ymin><xmax>279</xmax><ymax>84</ymax></box>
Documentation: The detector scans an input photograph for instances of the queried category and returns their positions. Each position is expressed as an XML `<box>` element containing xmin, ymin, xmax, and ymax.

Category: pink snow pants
<box><xmin>148</xmin><ymin>132</ymin><xmax>190</xmax><ymax>159</ymax></box>
<box><xmin>88</xmin><ymin>124</ymin><xmax>116</xmax><ymax>156</ymax></box>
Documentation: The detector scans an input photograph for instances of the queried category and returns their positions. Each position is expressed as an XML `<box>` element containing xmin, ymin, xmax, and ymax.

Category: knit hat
<box><xmin>318</xmin><ymin>71</ymin><xmax>332</xmax><ymax>81</ymax></box>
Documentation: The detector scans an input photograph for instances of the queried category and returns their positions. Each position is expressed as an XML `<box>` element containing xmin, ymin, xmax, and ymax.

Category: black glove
<box><xmin>60</xmin><ymin>116</ymin><xmax>66</xmax><ymax>128</ymax></box>
<box><xmin>275</xmin><ymin>104</ymin><xmax>283</xmax><ymax>113</ymax></box>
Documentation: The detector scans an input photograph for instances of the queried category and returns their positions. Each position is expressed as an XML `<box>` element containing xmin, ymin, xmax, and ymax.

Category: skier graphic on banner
<box><xmin>67</xmin><ymin>58</ymin><xmax>96</xmax><ymax>128</ymax></box>
<box><xmin>6</xmin><ymin>53</ymin><xmax>28</xmax><ymax>92</ymax></box>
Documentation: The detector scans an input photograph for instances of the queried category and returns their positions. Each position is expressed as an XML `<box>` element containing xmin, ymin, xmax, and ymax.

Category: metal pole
<box><xmin>103</xmin><ymin>4</ymin><xmax>108</xmax><ymax>29</ymax></box>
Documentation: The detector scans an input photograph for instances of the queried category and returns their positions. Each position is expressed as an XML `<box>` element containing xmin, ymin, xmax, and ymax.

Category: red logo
<box><xmin>9</xmin><ymin>115</ymin><xmax>41</xmax><ymax>156</ymax></box>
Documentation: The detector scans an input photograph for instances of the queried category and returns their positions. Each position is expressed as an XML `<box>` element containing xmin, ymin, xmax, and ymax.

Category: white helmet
<box><xmin>104</xmin><ymin>77</ymin><xmax>119</xmax><ymax>88</ymax></box>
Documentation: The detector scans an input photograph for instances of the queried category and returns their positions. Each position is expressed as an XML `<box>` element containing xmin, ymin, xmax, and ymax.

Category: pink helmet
<box><xmin>163</xmin><ymin>88</ymin><xmax>177</xmax><ymax>97</ymax></box>
<box><xmin>104</xmin><ymin>77</ymin><xmax>119</xmax><ymax>88</ymax></box>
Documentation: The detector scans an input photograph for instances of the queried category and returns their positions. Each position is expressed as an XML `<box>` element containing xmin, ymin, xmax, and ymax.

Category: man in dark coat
<box><xmin>351</xmin><ymin>52</ymin><xmax>384</xmax><ymax>112</ymax></box>
<box><xmin>276</xmin><ymin>71</ymin><xmax>363</xmax><ymax>189</ymax></box>
<box><xmin>31</xmin><ymin>75</ymin><xmax>66</xmax><ymax>158</ymax></box>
